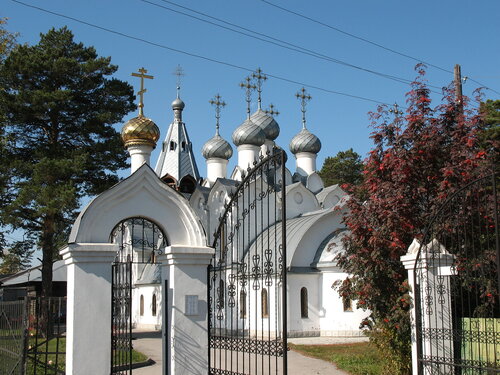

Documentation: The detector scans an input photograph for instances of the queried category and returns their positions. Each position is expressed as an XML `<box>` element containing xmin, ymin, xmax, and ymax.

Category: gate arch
<box><xmin>208</xmin><ymin>150</ymin><xmax>288</xmax><ymax>375</ymax></box>
<box><xmin>414</xmin><ymin>173</ymin><xmax>499</xmax><ymax>374</ymax></box>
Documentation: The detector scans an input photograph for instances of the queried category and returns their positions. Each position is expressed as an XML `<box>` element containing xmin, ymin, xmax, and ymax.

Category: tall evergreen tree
<box><xmin>319</xmin><ymin>148</ymin><xmax>364</xmax><ymax>187</ymax></box>
<box><xmin>0</xmin><ymin>27</ymin><xmax>135</xmax><ymax>296</ymax></box>
<box><xmin>336</xmin><ymin>65</ymin><xmax>492</xmax><ymax>374</ymax></box>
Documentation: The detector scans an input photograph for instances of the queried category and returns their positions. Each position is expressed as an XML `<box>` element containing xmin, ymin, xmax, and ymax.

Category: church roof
<box><xmin>154</xmin><ymin>97</ymin><xmax>200</xmax><ymax>182</ymax></box>
<box><xmin>136</xmin><ymin>263</ymin><xmax>161</xmax><ymax>285</ymax></box>
<box><xmin>310</xmin><ymin>228</ymin><xmax>348</xmax><ymax>268</ymax></box>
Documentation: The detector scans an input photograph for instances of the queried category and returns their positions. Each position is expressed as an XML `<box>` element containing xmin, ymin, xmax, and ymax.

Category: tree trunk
<box><xmin>41</xmin><ymin>215</ymin><xmax>55</xmax><ymax>298</ymax></box>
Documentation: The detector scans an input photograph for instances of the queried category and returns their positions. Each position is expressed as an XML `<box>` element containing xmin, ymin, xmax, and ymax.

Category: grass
<box><xmin>289</xmin><ymin>342</ymin><xmax>383</xmax><ymax>375</ymax></box>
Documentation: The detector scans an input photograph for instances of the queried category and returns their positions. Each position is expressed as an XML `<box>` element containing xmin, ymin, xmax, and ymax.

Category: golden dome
<box><xmin>121</xmin><ymin>115</ymin><xmax>160</xmax><ymax>148</ymax></box>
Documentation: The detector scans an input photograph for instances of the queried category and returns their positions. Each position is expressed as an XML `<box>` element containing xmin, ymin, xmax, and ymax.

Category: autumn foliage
<box><xmin>336</xmin><ymin>65</ymin><xmax>494</xmax><ymax>374</ymax></box>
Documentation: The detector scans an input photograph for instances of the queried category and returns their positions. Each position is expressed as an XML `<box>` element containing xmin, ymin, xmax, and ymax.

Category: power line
<box><xmin>259</xmin><ymin>0</ymin><xmax>500</xmax><ymax>96</ymax></box>
<box><xmin>143</xmin><ymin>0</ymin><xmax>444</xmax><ymax>93</ymax></box>
<box><xmin>9</xmin><ymin>0</ymin><xmax>401</xmax><ymax>107</ymax></box>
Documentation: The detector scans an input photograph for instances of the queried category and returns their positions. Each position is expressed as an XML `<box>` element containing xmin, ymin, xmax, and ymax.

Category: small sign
<box><xmin>185</xmin><ymin>295</ymin><xmax>199</xmax><ymax>316</ymax></box>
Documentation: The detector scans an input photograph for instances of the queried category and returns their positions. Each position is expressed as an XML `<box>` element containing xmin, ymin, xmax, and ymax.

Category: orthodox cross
<box><xmin>240</xmin><ymin>76</ymin><xmax>256</xmax><ymax>119</ymax></box>
<box><xmin>295</xmin><ymin>87</ymin><xmax>312</xmax><ymax>129</ymax></box>
<box><xmin>389</xmin><ymin>103</ymin><xmax>403</xmax><ymax>117</ymax></box>
<box><xmin>131</xmin><ymin>67</ymin><xmax>154</xmax><ymax>116</ymax></box>
<box><xmin>209</xmin><ymin>94</ymin><xmax>226</xmax><ymax>136</ymax></box>
<box><xmin>252</xmin><ymin>67</ymin><xmax>267</xmax><ymax>110</ymax></box>
<box><xmin>173</xmin><ymin>64</ymin><xmax>185</xmax><ymax>98</ymax></box>
<box><xmin>264</xmin><ymin>103</ymin><xmax>279</xmax><ymax>117</ymax></box>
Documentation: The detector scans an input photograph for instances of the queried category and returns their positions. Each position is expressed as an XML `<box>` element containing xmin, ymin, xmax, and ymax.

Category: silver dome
<box><xmin>202</xmin><ymin>134</ymin><xmax>233</xmax><ymax>160</ymax></box>
<box><xmin>172</xmin><ymin>97</ymin><xmax>185</xmax><ymax>110</ymax></box>
<box><xmin>232</xmin><ymin>118</ymin><xmax>266</xmax><ymax>147</ymax></box>
<box><xmin>289</xmin><ymin>128</ymin><xmax>321</xmax><ymax>154</ymax></box>
<box><xmin>250</xmin><ymin>109</ymin><xmax>280</xmax><ymax>141</ymax></box>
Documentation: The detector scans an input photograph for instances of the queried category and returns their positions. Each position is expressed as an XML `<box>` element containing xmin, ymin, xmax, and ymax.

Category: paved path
<box><xmin>132</xmin><ymin>330</ymin><xmax>366</xmax><ymax>374</ymax></box>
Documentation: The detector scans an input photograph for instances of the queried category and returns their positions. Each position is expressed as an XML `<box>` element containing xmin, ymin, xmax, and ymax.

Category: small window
<box><xmin>300</xmin><ymin>287</ymin><xmax>308</xmax><ymax>318</ymax></box>
<box><xmin>181</xmin><ymin>141</ymin><xmax>186</xmax><ymax>151</ymax></box>
<box><xmin>262</xmin><ymin>288</ymin><xmax>269</xmax><ymax>318</ymax></box>
<box><xmin>170</xmin><ymin>141</ymin><xmax>176</xmax><ymax>151</ymax></box>
<box><xmin>152</xmin><ymin>294</ymin><xmax>157</xmax><ymax>316</ymax></box>
<box><xmin>140</xmin><ymin>295</ymin><xmax>144</xmax><ymax>316</ymax></box>
<box><xmin>240</xmin><ymin>290</ymin><xmax>247</xmax><ymax>319</ymax></box>
<box><xmin>343</xmin><ymin>296</ymin><xmax>353</xmax><ymax>312</ymax></box>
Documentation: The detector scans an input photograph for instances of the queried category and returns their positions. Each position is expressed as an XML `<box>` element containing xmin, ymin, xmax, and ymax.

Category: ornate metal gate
<box><xmin>414</xmin><ymin>173</ymin><xmax>499</xmax><ymax>374</ymax></box>
<box><xmin>208</xmin><ymin>150</ymin><xmax>288</xmax><ymax>375</ymax></box>
<box><xmin>110</xmin><ymin>217</ymin><xmax>167</xmax><ymax>374</ymax></box>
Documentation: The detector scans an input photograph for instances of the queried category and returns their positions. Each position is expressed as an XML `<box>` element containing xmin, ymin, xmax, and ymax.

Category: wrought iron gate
<box><xmin>110</xmin><ymin>217</ymin><xmax>167</xmax><ymax>374</ymax></box>
<box><xmin>414</xmin><ymin>173</ymin><xmax>499</xmax><ymax>374</ymax></box>
<box><xmin>208</xmin><ymin>150</ymin><xmax>288</xmax><ymax>375</ymax></box>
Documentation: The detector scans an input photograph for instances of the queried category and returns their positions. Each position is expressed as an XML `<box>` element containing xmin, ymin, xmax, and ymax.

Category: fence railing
<box><xmin>0</xmin><ymin>297</ymin><xmax>66</xmax><ymax>375</ymax></box>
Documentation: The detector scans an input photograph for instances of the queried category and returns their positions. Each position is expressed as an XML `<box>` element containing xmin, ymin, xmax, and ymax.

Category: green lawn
<box><xmin>289</xmin><ymin>342</ymin><xmax>383</xmax><ymax>375</ymax></box>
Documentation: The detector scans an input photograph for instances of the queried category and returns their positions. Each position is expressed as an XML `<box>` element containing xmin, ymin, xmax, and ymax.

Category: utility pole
<box><xmin>454</xmin><ymin>64</ymin><xmax>463</xmax><ymax>108</ymax></box>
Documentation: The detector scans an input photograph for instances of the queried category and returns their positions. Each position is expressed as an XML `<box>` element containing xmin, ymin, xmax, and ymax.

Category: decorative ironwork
<box><xmin>110</xmin><ymin>217</ymin><xmax>168</xmax><ymax>374</ymax></box>
<box><xmin>414</xmin><ymin>173</ymin><xmax>500</xmax><ymax>374</ymax></box>
<box><xmin>0</xmin><ymin>297</ymin><xmax>66</xmax><ymax>375</ymax></box>
<box><xmin>110</xmin><ymin>217</ymin><xmax>168</xmax><ymax>263</ymax></box>
<box><xmin>208</xmin><ymin>149</ymin><xmax>288</xmax><ymax>375</ymax></box>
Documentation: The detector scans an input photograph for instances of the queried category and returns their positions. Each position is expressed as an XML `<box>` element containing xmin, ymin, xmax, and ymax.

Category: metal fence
<box><xmin>0</xmin><ymin>297</ymin><xmax>66</xmax><ymax>375</ymax></box>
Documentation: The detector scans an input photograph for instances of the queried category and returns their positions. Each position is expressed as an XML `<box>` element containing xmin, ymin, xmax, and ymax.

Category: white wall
<box><xmin>133</xmin><ymin>285</ymin><xmax>162</xmax><ymax>329</ymax></box>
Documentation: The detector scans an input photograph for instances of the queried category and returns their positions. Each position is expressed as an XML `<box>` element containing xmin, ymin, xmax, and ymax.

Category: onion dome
<box><xmin>289</xmin><ymin>128</ymin><xmax>321</xmax><ymax>154</ymax></box>
<box><xmin>202</xmin><ymin>134</ymin><xmax>233</xmax><ymax>160</ymax></box>
<box><xmin>121</xmin><ymin>115</ymin><xmax>160</xmax><ymax>148</ymax></box>
<box><xmin>232</xmin><ymin>118</ymin><xmax>266</xmax><ymax>147</ymax></box>
<box><xmin>250</xmin><ymin>109</ymin><xmax>280</xmax><ymax>141</ymax></box>
<box><xmin>172</xmin><ymin>97</ymin><xmax>185</xmax><ymax>110</ymax></box>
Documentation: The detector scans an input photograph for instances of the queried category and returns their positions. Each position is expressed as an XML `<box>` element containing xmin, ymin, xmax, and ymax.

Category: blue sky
<box><xmin>3</xmin><ymin>0</ymin><xmax>500</xmax><ymax>177</ymax></box>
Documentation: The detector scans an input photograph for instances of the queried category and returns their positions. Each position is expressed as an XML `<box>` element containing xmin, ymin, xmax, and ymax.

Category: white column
<box><xmin>206</xmin><ymin>158</ymin><xmax>228</xmax><ymax>183</ymax></box>
<box><xmin>60</xmin><ymin>243</ymin><xmax>117</xmax><ymax>375</ymax></box>
<box><xmin>237</xmin><ymin>144</ymin><xmax>260</xmax><ymax>170</ymax></box>
<box><xmin>260</xmin><ymin>140</ymin><xmax>275</xmax><ymax>157</ymax></box>
<box><xmin>295</xmin><ymin>152</ymin><xmax>316</xmax><ymax>176</ymax></box>
<box><xmin>128</xmin><ymin>144</ymin><xmax>154</xmax><ymax>174</ymax></box>
<box><xmin>401</xmin><ymin>240</ymin><xmax>455</xmax><ymax>375</ymax></box>
<box><xmin>158</xmin><ymin>245</ymin><xmax>215</xmax><ymax>375</ymax></box>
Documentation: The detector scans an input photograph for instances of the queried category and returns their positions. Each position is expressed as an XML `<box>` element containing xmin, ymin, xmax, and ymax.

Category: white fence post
<box><xmin>60</xmin><ymin>243</ymin><xmax>117</xmax><ymax>375</ymax></box>
<box><xmin>401</xmin><ymin>239</ymin><xmax>456</xmax><ymax>375</ymax></box>
<box><xmin>158</xmin><ymin>245</ymin><xmax>215</xmax><ymax>375</ymax></box>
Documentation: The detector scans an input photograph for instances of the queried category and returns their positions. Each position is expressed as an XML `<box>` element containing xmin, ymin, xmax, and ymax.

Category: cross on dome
<box><xmin>264</xmin><ymin>103</ymin><xmax>279</xmax><ymax>117</ymax></box>
<box><xmin>131</xmin><ymin>67</ymin><xmax>154</xmax><ymax>116</ymax></box>
<box><xmin>209</xmin><ymin>94</ymin><xmax>226</xmax><ymax>136</ymax></box>
<box><xmin>240</xmin><ymin>76</ymin><xmax>256</xmax><ymax>119</ymax></box>
<box><xmin>389</xmin><ymin>102</ymin><xmax>403</xmax><ymax>117</ymax></box>
<box><xmin>173</xmin><ymin>64</ymin><xmax>185</xmax><ymax>98</ymax></box>
<box><xmin>252</xmin><ymin>67</ymin><xmax>267</xmax><ymax>110</ymax></box>
<box><xmin>295</xmin><ymin>87</ymin><xmax>312</xmax><ymax>129</ymax></box>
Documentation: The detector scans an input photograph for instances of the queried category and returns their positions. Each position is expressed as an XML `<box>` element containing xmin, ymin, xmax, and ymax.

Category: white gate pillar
<box><xmin>401</xmin><ymin>239</ymin><xmax>455</xmax><ymax>375</ymax></box>
<box><xmin>60</xmin><ymin>243</ymin><xmax>117</xmax><ymax>375</ymax></box>
<box><xmin>158</xmin><ymin>245</ymin><xmax>215</xmax><ymax>375</ymax></box>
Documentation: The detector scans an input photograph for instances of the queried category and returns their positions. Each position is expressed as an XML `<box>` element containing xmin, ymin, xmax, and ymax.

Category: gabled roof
<box><xmin>0</xmin><ymin>260</ymin><xmax>67</xmax><ymax>286</ymax></box>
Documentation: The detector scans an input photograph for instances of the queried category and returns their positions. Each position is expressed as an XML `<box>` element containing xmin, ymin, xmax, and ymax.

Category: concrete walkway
<box><xmin>132</xmin><ymin>329</ymin><xmax>367</xmax><ymax>374</ymax></box>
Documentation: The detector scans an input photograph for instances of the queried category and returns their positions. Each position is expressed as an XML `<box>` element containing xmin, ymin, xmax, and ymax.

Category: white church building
<box><xmin>109</xmin><ymin>68</ymin><xmax>368</xmax><ymax>339</ymax></box>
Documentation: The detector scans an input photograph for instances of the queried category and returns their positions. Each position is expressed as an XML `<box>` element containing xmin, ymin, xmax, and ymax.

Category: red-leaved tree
<box><xmin>336</xmin><ymin>65</ymin><xmax>494</xmax><ymax>374</ymax></box>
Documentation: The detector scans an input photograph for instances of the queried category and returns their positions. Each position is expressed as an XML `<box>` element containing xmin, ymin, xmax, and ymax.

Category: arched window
<box><xmin>343</xmin><ymin>295</ymin><xmax>353</xmax><ymax>312</ymax></box>
<box><xmin>181</xmin><ymin>141</ymin><xmax>186</xmax><ymax>151</ymax></box>
<box><xmin>152</xmin><ymin>294</ymin><xmax>157</xmax><ymax>316</ymax></box>
<box><xmin>140</xmin><ymin>295</ymin><xmax>144</xmax><ymax>316</ymax></box>
<box><xmin>262</xmin><ymin>288</ymin><xmax>269</xmax><ymax>318</ymax></box>
<box><xmin>169</xmin><ymin>141</ymin><xmax>176</xmax><ymax>151</ymax></box>
<box><xmin>300</xmin><ymin>287</ymin><xmax>308</xmax><ymax>318</ymax></box>
<box><xmin>239</xmin><ymin>290</ymin><xmax>247</xmax><ymax>319</ymax></box>
<box><xmin>179</xmin><ymin>175</ymin><xmax>196</xmax><ymax>194</ymax></box>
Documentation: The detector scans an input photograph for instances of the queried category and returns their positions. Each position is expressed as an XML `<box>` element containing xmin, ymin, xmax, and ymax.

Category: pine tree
<box><xmin>319</xmin><ymin>148</ymin><xmax>364</xmax><ymax>187</ymax></box>
<box><xmin>0</xmin><ymin>27</ymin><xmax>135</xmax><ymax>296</ymax></box>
